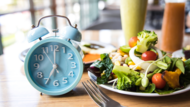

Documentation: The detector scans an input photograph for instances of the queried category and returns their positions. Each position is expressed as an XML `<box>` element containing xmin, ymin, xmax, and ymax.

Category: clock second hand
<box><xmin>43</xmin><ymin>49</ymin><xmax>59</xmax><ymax>73</ymax></box>
<box><xmin>43</xmin><ymin>49</ymin><xmax>53</xmax><ymax>64</ymax></box>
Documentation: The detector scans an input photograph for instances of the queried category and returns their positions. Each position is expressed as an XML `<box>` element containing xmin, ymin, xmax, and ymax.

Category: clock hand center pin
<box><xmin>53</xmin><ymin>64</ymin><xmax>58</xmax><ymax>69</ymax></box>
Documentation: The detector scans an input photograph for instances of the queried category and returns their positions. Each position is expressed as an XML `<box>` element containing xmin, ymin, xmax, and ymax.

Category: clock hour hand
<box><xmin>48</xmin><ymin>64</ymin><xmax>58</xmax><ymax>78</ymax></box>
<box><xmin>45</xmin><ymin>68</ymin><xmax>55</xmax><ymax>84</ymax></box>
<box><xmin>54</xmin><ymin>49</ymin><xmax>59</xmax><ymax>73</ymax></box>
<box><xmin>48</xmin><ymin>68</ymin><xmax>55</xmax><ymax>78</ymax></box>
<box><xmin>45</xmin><ymin>65</ymin><xmax>56</xmax><ymax>85</ymax></box>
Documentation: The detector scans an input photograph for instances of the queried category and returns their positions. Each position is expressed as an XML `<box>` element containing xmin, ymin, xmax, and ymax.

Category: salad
<box><xmin>88</xmin><ymin>30</ymin><xmax>190</xmax><ymax>95</ymax></box>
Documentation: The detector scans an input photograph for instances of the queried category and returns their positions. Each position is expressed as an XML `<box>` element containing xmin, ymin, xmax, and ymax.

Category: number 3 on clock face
<box><xmin>24</xmin><ymin>38</ymin><xmax>83</xmax><ymax>95</ymax></box>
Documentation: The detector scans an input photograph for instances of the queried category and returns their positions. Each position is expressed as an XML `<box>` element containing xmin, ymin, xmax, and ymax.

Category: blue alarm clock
<box><xmin>24</xmin><ymin>15</ymin><xmax>83</xmax><ymax>96</ymax></box>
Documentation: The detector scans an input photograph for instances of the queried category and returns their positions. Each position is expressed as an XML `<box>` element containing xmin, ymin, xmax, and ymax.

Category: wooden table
<box><xmin>1</xmin><ymin>30</ymin><xmax>190</xmax><ymax>107</ymax></box>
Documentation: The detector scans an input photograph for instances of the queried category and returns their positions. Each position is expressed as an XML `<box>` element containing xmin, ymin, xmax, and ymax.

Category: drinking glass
<box><xmin>161</xmin><ymin>0</ymin><xmax>186</xmax><ymax>52</ymax></box>
<box><xmin>120</xmin><ymin>0</ymin><xmax>148</xmax><ymax>44</ymax></box>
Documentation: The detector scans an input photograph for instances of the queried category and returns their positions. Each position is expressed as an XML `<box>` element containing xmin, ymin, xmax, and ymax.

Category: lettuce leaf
<box><xmin>180</xmin><ymin>59</ymin><xmax>190</xmax><ymax>86</ymax></box>
<box><xmin>91</xmin><ymin>53</ymin><xmax>113</xmax><ymax>84</ymax></box>
<box><xmin>143</xmin><ymin>83</ymin><xmax>156</xmax><ymax>93</ymax></box>
<box><xmin>155</xmin><ymin>90</ymin><xmax>175</xmax><ymax>95</ymax></box>
<box><xmin>155</xmin><ymin>83</ymin><xmax>175</xmax><ymax>95</ymax></box>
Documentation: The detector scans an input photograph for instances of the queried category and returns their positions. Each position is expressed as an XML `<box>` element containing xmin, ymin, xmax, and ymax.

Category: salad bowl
<box><xmin>87</xmin><ymin>30</ymin><xmax>190</xmax><ymax>97</ymax></box>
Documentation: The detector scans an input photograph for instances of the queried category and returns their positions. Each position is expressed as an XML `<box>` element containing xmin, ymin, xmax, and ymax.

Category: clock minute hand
<box><xmin>54</xmin><ymin>49</ymin><xmax>59</xmax><ymax>73</ymax></box>
<box><xmin>54</xmin><ymin>49</ymin><xmax>55</xmax><ymax>64</ymax></box>
<box><xmin>43</xmin><ymin>49</ymin><xmax>59</xmax><ymax>73</ymax></box>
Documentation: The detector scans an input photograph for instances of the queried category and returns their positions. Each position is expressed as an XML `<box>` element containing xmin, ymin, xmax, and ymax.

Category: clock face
<box><xmin>25</xmin><ymin>38</ymin><xmax>83</xmax><ymax>95</ymax></box>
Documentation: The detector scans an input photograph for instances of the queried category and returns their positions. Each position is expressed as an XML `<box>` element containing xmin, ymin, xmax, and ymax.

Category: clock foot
<box><xmin>40</xmin><ymin>92</ymin><xmax>43</xmax><ymax>96</ymax></box>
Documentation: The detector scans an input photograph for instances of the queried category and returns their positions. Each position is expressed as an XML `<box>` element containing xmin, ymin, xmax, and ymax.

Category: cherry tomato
<box><xmin>152</xmin><ymin>73</ymin><xmax>166</xmax><ymax>89</ymax></box>
<box><xmin>128</xmin><ymin>37</ymin><xmax>138</xmax><ymax>48</ymax></box>
<box><xmin>141</xmin><ymin>51</ymin><xmax>157</xmax><ymax>61</ymax></box>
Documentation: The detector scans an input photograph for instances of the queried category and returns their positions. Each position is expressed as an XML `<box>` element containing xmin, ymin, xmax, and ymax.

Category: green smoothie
<box><xmin>120</xmin><ymin>0</ymin><xmax>148</xmax><ymax>44</ymax></box>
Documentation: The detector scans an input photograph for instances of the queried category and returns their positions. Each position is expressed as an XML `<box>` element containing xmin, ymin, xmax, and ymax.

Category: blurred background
<box><xmin>0</xmin><ymin>0</ymin><xmax>190</xmax><ymax>55</ymax></box>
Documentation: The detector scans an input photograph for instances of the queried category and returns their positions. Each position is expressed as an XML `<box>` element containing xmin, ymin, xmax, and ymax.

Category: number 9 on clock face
<box><xmin>24</xmin><ymin>38</ymin><xmax>83</xmax><ymax>95</ymax></box>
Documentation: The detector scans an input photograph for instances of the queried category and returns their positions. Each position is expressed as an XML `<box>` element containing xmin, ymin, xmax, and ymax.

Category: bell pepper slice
<box><xmin>162</xmin><ymin>69</ymin><xmax>182</xmax><ymax>89</ymax></box>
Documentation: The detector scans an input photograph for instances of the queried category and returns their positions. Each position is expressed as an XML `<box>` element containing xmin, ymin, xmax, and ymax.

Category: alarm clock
<box><xmin>24</xmin><ymin>15</ymin><xmax>83</xmax><ymax>96</ymax></box>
